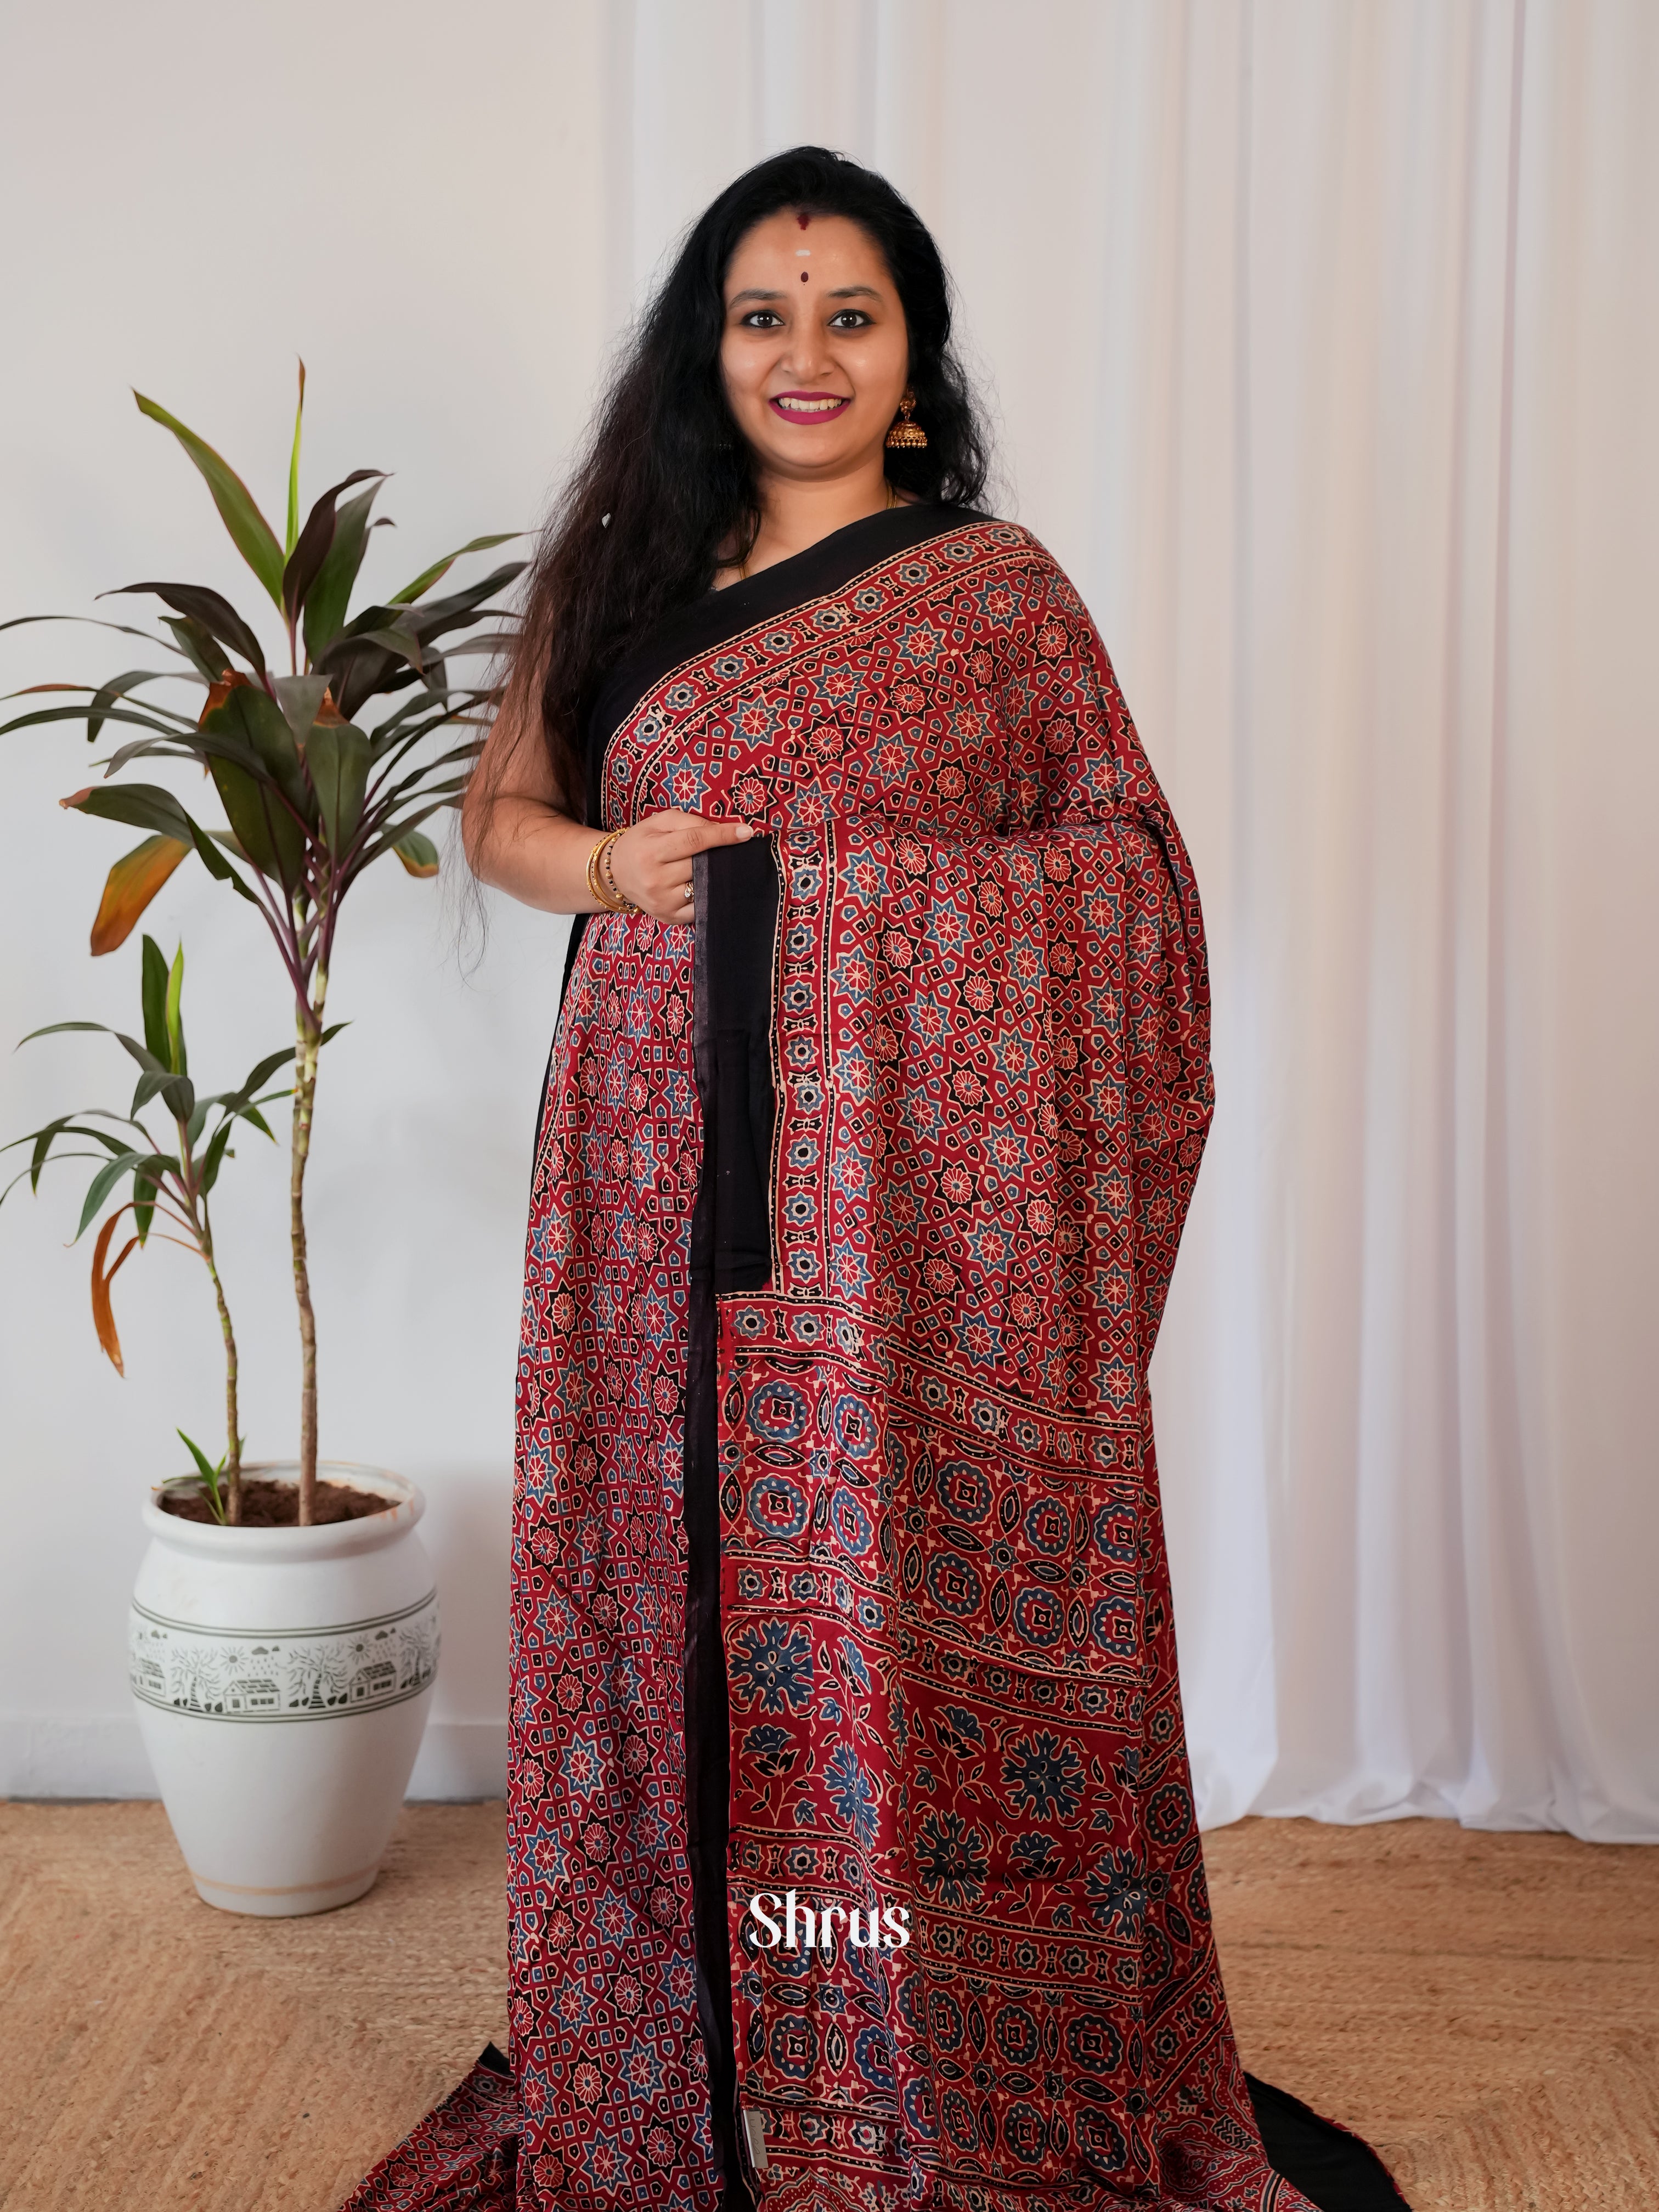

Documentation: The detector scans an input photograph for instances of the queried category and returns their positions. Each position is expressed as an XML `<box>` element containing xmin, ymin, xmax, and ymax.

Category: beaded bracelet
<box><xmin>586</xmin><ymin>828</ymin><xmax>636</xmax><ymax>913</ymax></box>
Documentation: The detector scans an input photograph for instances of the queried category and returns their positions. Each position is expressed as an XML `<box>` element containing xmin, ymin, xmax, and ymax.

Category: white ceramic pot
<box><xmin>129</xmin><ymin>1461</ymin><xmax>439</xmax><ymax>1917</ymax></box>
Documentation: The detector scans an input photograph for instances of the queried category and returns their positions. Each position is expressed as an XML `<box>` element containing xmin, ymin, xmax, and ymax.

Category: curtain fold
<box><xmin>598</xmin><ymin>0</ymin><xmax>1658</xmax><ymax>1838</ymax></box>
<box><xmin>2</xmin><ymin>0</ymin><xmax>1647</xmax><ymax>1835</ymax></box>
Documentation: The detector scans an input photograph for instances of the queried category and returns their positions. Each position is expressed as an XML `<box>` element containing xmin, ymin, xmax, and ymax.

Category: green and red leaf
<box><xmin>140</xmin><ymin>934</ymin><xmax>170</xmax><ymax>1064</ymax></box>
<box><xmin>91</xmin><ymin>1207</ymin><xmax>140</xmax><ymax>1374</ymax></box>
<box><xmin>282</xmin><ymin>470</ymin><xmax>386</xmax><ymax>629</ymax></box>
<box><xmin>206</xmin><ymin>754</ymin><xmax>303</xmax><ymax>887</ymax></box>
<box><xmin>164</xmin><ymin>943</ymin><xmax>187</xmax><ymax>1077</ymax></box>
<box><xmin>390</xmin><ymin>533</ymin><xmax>522</xmax><ymax>606</ymax></box>
<box><xmin>305</xmin><ymin>716</ymin><xmax>370</xmax><ymax>856</ymax></box>
<box><xmin>89</xmin><ymin>836</ymin><xmax>190</xmax><ymax>955</ymax></box>
<box><xmin>394</xmin><ymin>830</ymin><xmax>441</xmax><ymax>878</ymax></box>
<box><xmin>186</xmin><ymin>816</ymin><xmax>261</xmax><ymax>906</ymax></box>
<box><xmin>198</xmin><ymin>1118</ymin><xmax>235</xmax><ymax>1196</ymax></box>
<box><xmin>202</xmin><ymin>680</ymin><xmax>313</xmax><ymax>828</ymax></box>
<box><xmin>163</xmin><ymin>615</ymin><xmax>234</xmax><ymax>684</ymax></box>
<box><xmin>133</xmin><ymin>391</ymin><xmax>285</xmax><ymax>608</ymax></box>
<box><xmin>302</xmin><ymin>482</ymin><xmax>389</xmax><ymax>663</ymax></box>
<box><xmin>104</xmin><ymin>582</ymin><xmax>267</xmax><ymax>677</ymax></box>
<box><xmin>63</xmin><ymin>781</ymin><xmax>194</xmax><ymax>844</ymax></box>
<box><xmin>285</xmin><ymin>360</ymin><xmax>306</xmax><ymax>558</ymax></box>
<box><xmin>75</xmin><ymin>1148</ymin><xmax>149</xmax><ymax>1242</ymax></box>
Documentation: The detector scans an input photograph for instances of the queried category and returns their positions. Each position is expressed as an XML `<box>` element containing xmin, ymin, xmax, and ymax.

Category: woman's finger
<box><xmin>645</xmin><ymin>814</ymin><xmax>757</xmax><ymax>857</ymax></box>
<box><xmin>696</xmin><ymin>815</ymin><xmax>757</xmax><ymax>846</ymax></box>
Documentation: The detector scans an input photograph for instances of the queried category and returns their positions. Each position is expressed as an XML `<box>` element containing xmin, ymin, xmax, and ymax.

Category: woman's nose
<box><xmin>778</xmin><ymin>325</ymin><xmax>833</xmax><ymax>381</ymax></box>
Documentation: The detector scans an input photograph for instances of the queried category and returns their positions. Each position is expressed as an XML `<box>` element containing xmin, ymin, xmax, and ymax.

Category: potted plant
<box><xmin>3</xmin><ymin>371</ymin><xmax>521</xmax><ymax>1913</ymax></box>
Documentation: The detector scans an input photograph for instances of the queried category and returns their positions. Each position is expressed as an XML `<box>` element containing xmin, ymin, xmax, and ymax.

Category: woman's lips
<box><xmin>769</xmin><ymin>392</ymin><xmax>851</xmax><ymax>420</ymax></box>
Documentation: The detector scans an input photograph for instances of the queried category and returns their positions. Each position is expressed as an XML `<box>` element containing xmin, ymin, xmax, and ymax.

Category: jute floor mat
<box><xmin>0</xmin><ymin>1803</ymin><xmax>1652</xmax><ymax>2210</ymax></box>
<box><xmin>1207</xmin><ymin>1815</ymin><xmax>1658</xmax><ymax>2210</ymax></box>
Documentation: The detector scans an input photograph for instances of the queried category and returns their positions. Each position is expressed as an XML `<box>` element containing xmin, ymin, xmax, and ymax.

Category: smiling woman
<box><xmin>713</xmin><ymin>208</ymin><xmax>911</xmax><ymax>581</ymax></box>
<box><xmin>459</xmin><ymin>154</ymin><xmax>990</xmax><ymax>925</ymax></box>
<box><xmin>349</xmin><ymin>148</ymin><xmax>1405</xmax><ymax>2212</ymax></box>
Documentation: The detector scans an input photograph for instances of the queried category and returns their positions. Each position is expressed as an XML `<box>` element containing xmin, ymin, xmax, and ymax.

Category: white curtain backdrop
<box><xmin>1</xmin><ymin>1</ymin><xmax>1653</xmax><ymax>1836</ymax></box>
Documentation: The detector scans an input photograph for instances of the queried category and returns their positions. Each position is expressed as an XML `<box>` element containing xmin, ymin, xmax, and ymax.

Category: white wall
<box><xmin>3</xmin><ymin>2</ymin><xmax>1655</xmax><ymax>1830</ymax></box>
<box><xmin>0</xmin><ymin>0</ymin><xmax>607</xmax><ymax>1796</ymax></box>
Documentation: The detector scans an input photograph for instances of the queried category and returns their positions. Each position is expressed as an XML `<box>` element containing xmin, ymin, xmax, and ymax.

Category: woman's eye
<box><xmin>829</xmin><ymin>311</ymin><xmax>872</xmax><ymax>329</ymax></box>
<box><xmin>741</xmin><ymin>311</ymin><xmax>783</xmax><ymax>329</ymax></box>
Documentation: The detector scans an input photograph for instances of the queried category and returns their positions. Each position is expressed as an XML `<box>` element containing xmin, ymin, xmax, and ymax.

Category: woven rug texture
<box><xmin>0</xmin><ymin>1803</ymin><xmax>1652</xmax><ymax>2211</ymax></box>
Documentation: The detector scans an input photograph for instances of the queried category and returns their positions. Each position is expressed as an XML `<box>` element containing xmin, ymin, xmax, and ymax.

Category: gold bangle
<box><xmin>601</xmin><ymin>831</ymin><xmax>636</xmax><ymax>912</ymax></box>
<box><xmin>587</xmin><ymin>828</ymin><xmax>635</xmax><ymax>913</ymax></box>
<box><xmin>584</xmin><ymin>836</ymin><xmax>608</xmax><ymax>908</ymax></box>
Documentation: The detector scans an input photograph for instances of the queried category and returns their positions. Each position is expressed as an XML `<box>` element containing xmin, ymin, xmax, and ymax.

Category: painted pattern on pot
<box><xmin>128</xmin><ymin>1590</ymin><xmax>440</xmax><ymax>1721</ymax></box>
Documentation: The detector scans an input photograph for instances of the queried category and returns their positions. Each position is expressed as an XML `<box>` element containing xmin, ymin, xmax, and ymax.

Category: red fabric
<box><xmin>338</xmin><ymin>2058</ymin><xmax>518</xmax><ymax>2211</ymax></box>
<box><xmin>343</xmin><ymin>522</ymin><xmax>1312</xmax><ymax>2211</ymax></box>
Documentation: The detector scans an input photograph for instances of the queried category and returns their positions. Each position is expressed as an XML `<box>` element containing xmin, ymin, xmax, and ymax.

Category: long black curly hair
<box><xmin>507</xmin><ymin>144</ymin><xmax>995</xmax><ymax>810</ymax></box>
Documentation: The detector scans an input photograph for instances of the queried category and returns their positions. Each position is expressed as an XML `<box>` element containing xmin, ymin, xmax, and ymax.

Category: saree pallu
<box><xmin>344</xmin><ymin>506</ymin><xmax>1316</xmax><ymax>2212</ymax></box>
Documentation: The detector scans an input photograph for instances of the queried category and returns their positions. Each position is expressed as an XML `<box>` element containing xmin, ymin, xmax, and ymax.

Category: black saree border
<box><xmin>684</xmin><ymin>834</ymin><xmax>782</xmax><ymax>2209</ymax></box>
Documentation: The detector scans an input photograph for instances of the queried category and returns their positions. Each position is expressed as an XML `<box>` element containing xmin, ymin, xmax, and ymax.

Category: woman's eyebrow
<box><xmin>726</xmin><ymin>283</ymin><xmax>885</xmax><ymax>308</ymax></box>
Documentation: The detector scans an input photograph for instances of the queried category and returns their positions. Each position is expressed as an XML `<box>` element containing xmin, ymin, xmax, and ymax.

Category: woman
<box><xmin>346</xmin><ymin>149</ymin><xmax>1398</xmax><ymax>2212</ymax></box>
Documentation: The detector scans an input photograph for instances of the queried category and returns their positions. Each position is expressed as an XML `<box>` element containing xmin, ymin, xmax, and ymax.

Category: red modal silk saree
<box><xmin>342</xmin><ymin>506</ymin><xmax>1359</xmax><ymax>2212</ymax></box>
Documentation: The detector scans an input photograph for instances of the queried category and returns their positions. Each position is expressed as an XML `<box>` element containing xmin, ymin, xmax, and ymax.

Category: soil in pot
<box><xmin>159</xmin><ymin>1477</ymin><xmax>393</xmax><ymax>1526</ymax></box>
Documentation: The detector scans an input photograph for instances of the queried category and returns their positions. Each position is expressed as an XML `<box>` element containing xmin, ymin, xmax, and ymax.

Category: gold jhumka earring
<box><xmin>885</xmin><ymin>389</ymin><xmax>928</xmax><ymax>449</ymax></box>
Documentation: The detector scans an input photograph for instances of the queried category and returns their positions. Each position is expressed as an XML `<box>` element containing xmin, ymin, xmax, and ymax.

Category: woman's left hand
<box><xmin>606</xmin><ymin>809</ymin><xmax>757</xmax><ymax>921</ymax></box>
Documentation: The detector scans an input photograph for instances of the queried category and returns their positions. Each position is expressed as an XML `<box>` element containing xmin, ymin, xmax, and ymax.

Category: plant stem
<box><xmin>291</xmin><ymin>961</ymin><xmax>327</xmax><ymax>1526</ymax></box>
<box><xmin>199</xmin><ymin>1212</ymin><xmax>242</xmax><ymax>1525</ymax></box>
<box><xmin>172</xmin><ymin>1114</ymin><xmax>242</xmax><ymax>1525</ymax></box>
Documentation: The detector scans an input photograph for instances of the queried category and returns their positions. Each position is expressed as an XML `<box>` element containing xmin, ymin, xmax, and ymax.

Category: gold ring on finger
<box><xmin>682</xmin><ymin>881</ymin><xmax>693</xmax><ymax>902</ymax></box>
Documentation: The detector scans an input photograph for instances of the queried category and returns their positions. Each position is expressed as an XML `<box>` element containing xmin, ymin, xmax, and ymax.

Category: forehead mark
<box><xmin>797</xmin><ymin>212</ymin><xmax>810</xmax><ymax>229</ymax></box>
<box><xmin>800</xmin><ymin>270</ymin><xmax>809</xmax><ymax>283</ymax></box>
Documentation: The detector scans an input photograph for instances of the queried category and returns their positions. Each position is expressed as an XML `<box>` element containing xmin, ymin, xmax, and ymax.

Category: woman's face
<box><xmin>720</xmin><ymin>210</ymin><xmax>910</xmax><ymax>483</ymax></box>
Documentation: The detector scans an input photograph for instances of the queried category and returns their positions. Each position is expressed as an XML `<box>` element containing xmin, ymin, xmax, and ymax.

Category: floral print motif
<box><xmin>727</xmin><ymin>1620</ymin><xmax>814</xmax><ymax>1716</ymax></box>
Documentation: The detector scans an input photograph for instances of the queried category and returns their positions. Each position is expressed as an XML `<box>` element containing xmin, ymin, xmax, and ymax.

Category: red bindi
<box><xmin>797</xmin><ymin>212</ymin><xmax>810</xmax><ymax>228</ymax></box>
<box><xmin>800</xmin><ymin>271</ymin><xmax>809</xmax><ymax>282</ymax></box>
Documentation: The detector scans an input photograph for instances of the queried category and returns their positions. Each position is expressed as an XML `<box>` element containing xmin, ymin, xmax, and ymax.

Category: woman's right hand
<box><xmin>606</xmin><ymin>810</ymin><xmax>757</xmax><ymax>922</ymax></box>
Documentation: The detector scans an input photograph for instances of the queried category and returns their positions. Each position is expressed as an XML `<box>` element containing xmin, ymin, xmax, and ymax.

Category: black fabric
<box><xmin>681</xmin><ymin>836</ymin><xmax>780</xmax><ymax>2210</ymax></box>
<box><xmin>477</xmin><ymin>2041</ymin><xmax>511</xmax><ymax>2078</ymax></box>
<box><xmin>682</xmin><ymin>1276</ymin><xmax>747</xmax><ymax>2209</ymax></box>
<box><xmin>1246</xmin><ymin>2074</ymin><xmax>1412</xmax><ymax>2210</ymax></box>
<box><xmin>690</xmin><ymin>838</ymin><xmax>781</xmax><ymax>1295</ymax></box>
